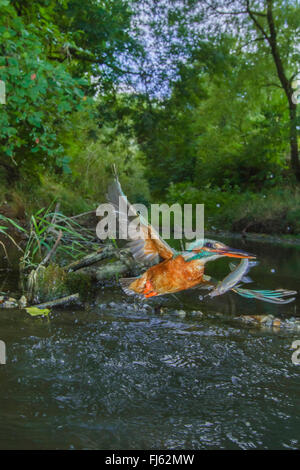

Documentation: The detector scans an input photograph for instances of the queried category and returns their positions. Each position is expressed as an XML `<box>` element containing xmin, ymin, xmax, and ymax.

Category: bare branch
<box><xmin>246</xmin><ymin>0</ymin><xmax>270</xmax><ymax>41</ymax></box>
<box><xmin>261</xmin><ymin>82</ymin><xmax>283</xmax><ymax>89</ymax></box>
<box><xmin>289</xmin><ymin>71</ymin><xmax>300</xmax><ymax>84</ymax></box>
<box><xmin>205</xmin><ymin>0</ymin><xmax>266</xmax><ymax>17</ymax></box>
<box><xmin>40</xmin><ymin>230</ymin><xmax>63</xmax><ymax>266</ymax></box>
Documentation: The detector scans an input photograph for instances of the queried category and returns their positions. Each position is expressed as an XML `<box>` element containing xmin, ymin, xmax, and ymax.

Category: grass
<box><xmin>21</xmin><ymin>205</ymin><xmax>98</xmax><ymax>271</ymax></box>
<box><xmin>0</xmin><ymin>214</ymin><xmax>24</xmax><ymax>259</ymax></box>
<box><xmin>0</xmin><ymin>200</ymin><xmax>98</xmax><ymax>271</ymax></box>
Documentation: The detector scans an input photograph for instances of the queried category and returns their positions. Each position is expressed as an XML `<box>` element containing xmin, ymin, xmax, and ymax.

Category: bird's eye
<box><xmin>206</xmin><ymin>242</ymin><xmax>213</xmax><ymax>248</ymax></box>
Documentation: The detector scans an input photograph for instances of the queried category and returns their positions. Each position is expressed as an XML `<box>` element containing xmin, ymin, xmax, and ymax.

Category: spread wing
<box><xmin>106</xmin><ymin>176</ymin><xmax>174</xmax><ymax>263</ymax></box>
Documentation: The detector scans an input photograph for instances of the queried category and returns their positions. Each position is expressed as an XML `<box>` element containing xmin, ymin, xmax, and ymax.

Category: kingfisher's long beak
<box><xmin>209</xmin><ymin>246</ymin><xmax>256</xmax><ymax>259</ymax></box>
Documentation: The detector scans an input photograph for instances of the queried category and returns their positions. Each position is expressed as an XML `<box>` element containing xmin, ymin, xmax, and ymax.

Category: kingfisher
<box><xmin>106</xmin><ymin>175</ymin><xmax>296</xmax><ymax>304</ymax></box>
<box><xmin>107</xmin><ymin>176</ymin><xmax>255</xmax><ymax>299</ymax></box>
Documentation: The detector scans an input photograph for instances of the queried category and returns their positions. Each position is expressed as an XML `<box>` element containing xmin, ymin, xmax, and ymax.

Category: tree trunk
<box><xmin>245</xmin><ymin>0</ymin><xmax>300</xmax><ymax>181</ymax></box>
<box><xmin>264</xmin><ymin>0</ymin><xmax>300</xmax><ymax>181</ymax></box>
<box><xmin>289</xmin><ymin>102</ymin><xmax>300</xmax><ymax>181</ymax></box>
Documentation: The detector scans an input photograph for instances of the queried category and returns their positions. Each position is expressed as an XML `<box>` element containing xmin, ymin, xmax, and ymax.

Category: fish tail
<box><xmin>232</xmin><ymin>287</ymin><xmax>297</xmax><ymax>304</ymax></box>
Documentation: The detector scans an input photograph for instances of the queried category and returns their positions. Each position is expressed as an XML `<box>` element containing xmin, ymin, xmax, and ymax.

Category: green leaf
<box><xmin>25</xmin><ymin>307</ymin><xmax>51</xmax><ymax>317</ymax></box>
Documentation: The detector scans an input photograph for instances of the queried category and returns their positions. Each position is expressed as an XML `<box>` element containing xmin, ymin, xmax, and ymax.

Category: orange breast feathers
<box><xmin>129</xmin><ymin>255</ymin><xmax>205</xmax><ymax>296</ymax></box>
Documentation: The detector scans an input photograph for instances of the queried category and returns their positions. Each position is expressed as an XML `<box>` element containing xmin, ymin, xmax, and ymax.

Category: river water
<box><xmin>0</xmin><ymin>237</ymin><xmax>299</xmax><ymax>449</ymax></box>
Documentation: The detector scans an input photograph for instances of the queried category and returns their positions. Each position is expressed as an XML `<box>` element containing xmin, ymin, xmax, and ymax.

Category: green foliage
<box><xmin>58</xmin><ymin>103</ymin><xmax>150</xmax><ymax>204</ymax></box>
<box><xmin>167</xmin><ymin>182</ymin><xmax>300</xmax><ymax>234</ymax></box>
<box><xmin>119</xmin><ymin>34</ymin><xmax>296</xmax><ymax>194</ymax></box>
<box><xmin>0</xmin><ymin>0</ymin><xmax>299</xmax><ymax>241</ymax></box>
<box><xmin>53</xmin><ymin>0</ymin><xmax>140</xmax><ymax>80</ymax></box>
<box><xmin>0</xmin><ymin>0</ymin><xmax>143</xmax><ymax>183</ymax></box>
<box><xmin>0</xmin><ymin>0</ymin><xmax>87</xmax><ymax>175</ymax></box>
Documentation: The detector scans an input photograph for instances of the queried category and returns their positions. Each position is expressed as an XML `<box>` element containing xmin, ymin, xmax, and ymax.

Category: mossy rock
<box><xmin>65</xmin><ymin>270</ymin><xmax>92</xmax><ymax>298</ymax></box>
<box><xmin>27</xmin><ymin>263</ymin><xmax>92</xmax><ymax>303</ymax></box>
<box><xmin>28</xmin><ymin>264</ymin><xmax>68</xmax><ymax>303</ymax></box>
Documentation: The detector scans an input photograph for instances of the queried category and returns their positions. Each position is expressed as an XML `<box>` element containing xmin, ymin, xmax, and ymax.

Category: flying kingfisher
<box><xmin>106</xmin><ymin>175</ymin><xmax>296</xmax><ymax>304</ymax></box>
<box><xmin>107</xmin><ymin>176</ymin><xmax>256</xmax><ymax>298</ymax></box>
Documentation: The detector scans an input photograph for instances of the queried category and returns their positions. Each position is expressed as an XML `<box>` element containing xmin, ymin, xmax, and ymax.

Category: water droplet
<box><xmin>231</xmin><ymin>376</ymin><xmax>240</xmax><ymax>385</ymax></box>
<box><xmin>176</xmin><ymin>310</ymin><xmax>186</xmax><ymax>318</ymax></box>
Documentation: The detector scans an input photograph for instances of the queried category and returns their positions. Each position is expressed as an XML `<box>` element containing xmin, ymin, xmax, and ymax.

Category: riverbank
<box><xmin>166</xmin><ymin>184</ymin><xmax>300</xmax><ymax>236</ymax></box>
<box><xmin>1</xmin><ymin>179</ymin><xmax>300</xmax><ymax>252</ymax></box>
<box><xmin>206</xmin><ymin>230</ymin><xmax>300</xmax><ymax>247</ymax></box>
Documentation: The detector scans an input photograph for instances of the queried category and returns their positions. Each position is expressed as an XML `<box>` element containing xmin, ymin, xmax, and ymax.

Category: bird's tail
<box><xmin>119</xmin><ymin>277</ymin><xmax>138</xmax><ymax>296</ymax></box>
<box><xmin>106</xmin><ymin>165</ymin><xmax>149</xmax><ymax>238</ymax></box>
<box><xmin>232</xmin><ymin>287</ymin><xmax>297</xmax><ymax>304</ymax></box>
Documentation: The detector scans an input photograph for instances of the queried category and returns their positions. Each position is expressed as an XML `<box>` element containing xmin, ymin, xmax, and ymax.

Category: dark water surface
<box><xmin>0</xmin><ymin>237</ymin><xmax>299</xmax><ymax>449</ymax></box>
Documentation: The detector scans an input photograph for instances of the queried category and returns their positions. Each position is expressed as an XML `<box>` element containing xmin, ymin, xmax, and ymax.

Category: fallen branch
<box><xmin>80</xmin><ymin>260</ymin><xmax>130</xmax><ymax>281</ymax></box>
<box><xmin>66</xmin><ymin>245</ymin><xmax>114</xmax><ymax>272</ymax></box>
<box><xmin>33</xmin><ymin>293</ymin><xmax>80</xmax><ymax>309</ymax></box>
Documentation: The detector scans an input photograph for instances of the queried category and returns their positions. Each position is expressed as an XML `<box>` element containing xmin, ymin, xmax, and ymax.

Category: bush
<box><xmin>166</xmin><ymin>182</ymin><xmax>300</xmax><ymax>234</ymax></box>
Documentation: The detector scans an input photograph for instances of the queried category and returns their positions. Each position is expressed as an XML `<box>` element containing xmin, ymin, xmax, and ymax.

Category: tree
<box><xmin>0</xmin><ymin>0</ymin><xmax>142</xmax><ymax>181</ymax></box>
<box><xmin>204</xmin><ymin>0</ymin><xmax>300</xmax><ymax>181</ymax></box>
<box><xmin>93</xmin><ymin>32</ymin><xmax>293</xmax><ymax>195</ymax></box>
<box><xmin>0</xmin><ymin>0</ymin><xmax>87</xmax><ymax>179</ymax></box>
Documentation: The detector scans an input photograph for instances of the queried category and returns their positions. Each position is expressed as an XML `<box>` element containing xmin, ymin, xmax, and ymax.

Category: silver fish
<box><xmin>209</xmin><ymin>259</ymin><xmax>256</xmax><ymax>298</ymax></box>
